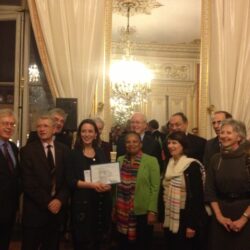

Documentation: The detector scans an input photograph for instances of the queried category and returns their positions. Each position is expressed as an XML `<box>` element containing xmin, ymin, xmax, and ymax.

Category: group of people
<box><xmin>1</xmin><ymin>107</ymin><xmax>250</xmax><ymax>250</ymax></box>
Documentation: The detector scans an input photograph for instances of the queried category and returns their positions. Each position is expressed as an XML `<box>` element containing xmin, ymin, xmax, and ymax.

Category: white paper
<box><xmin>90</xmin><ymin>162</ymin><xmax>121</xmax><ymax>184</ymax></box>
<box><xmin>84</xmin><ymin>170</ymin><xmax>91</xmax><ymax>182</ymax></box>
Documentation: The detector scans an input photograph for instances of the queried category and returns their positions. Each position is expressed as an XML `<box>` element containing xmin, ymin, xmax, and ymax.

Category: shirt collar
<box><xmin>42</xmin><ymin>141</ymin><xmax>54</xmax><ymax>149</ymax></box>
<box><xmin>0</xmin><ymin>139</ymin><xmax>10</xmax><ymax>147</ymax></box>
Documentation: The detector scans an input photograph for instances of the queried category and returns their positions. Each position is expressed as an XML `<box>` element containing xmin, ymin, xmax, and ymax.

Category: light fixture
<box><xmin>110</xmin><ymin>2</ymin><xmax>153</xmax><ymax>125</ymax></box>
<box><xmin>28</xmin><ymin>64</ymin><xmax>40</xmax><ymax>83</ymax></box>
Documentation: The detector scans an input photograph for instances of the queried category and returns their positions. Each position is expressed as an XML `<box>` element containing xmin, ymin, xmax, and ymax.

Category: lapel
<box><xmin>54</xmin><ymin>141</ymin><xmax>62</xmax><ymax>169</ymax></box>
<box><xmin>0</xmin><ymin>148</ymin><xmax>8</xmax><ymax>165</ymax></box>
<box><xmin>34</xmin><ymin>141</ymin><xmax>51</xmax><ymax>172</ymax></box>
<box><xmin>0</xmin><ymin>141</ymin><xmax>18</xmax><ymax>171</ymax></box>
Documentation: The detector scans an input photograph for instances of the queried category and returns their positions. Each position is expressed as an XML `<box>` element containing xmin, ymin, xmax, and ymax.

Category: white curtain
<box><xmin>33</xmin><ymin>0</ymin><xmax>106</xmax><ymax>120</ymax></box>
<box><xmin>209</xmin><ymin>0</ymin><xmax>250</xmax><ymax>134</ymax></box>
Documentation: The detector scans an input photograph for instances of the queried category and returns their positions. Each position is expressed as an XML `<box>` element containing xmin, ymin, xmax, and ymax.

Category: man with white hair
<box><xmin>117</xmin><ymin>112</ymin><xmax>162</xmax><ymax>170</ymax></box>
<box><xmin>27</xmin><ymin>108</ymin><xmax>72</xmax><ymax>148</ymax></box>
<box><xmin>20</xmin><ymin>114</ymin><xmax>70</xmax><ymax>249</ymax></box>
<box><xmin>0</xmin><ymin>109</ymin><xmax>20</xmax><ymax>250</ymax></box>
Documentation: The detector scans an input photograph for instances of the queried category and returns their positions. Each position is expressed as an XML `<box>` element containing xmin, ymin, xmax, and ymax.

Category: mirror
<box><xmin>111</xmin><ymin>0</ymin><xmax>201</xmax><ymax>131</ymax></box>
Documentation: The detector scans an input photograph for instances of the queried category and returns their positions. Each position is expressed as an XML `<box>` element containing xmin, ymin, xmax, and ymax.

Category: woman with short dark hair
<box><xmin>114</xmin><ymin>131</ymin><xmax>160</xmax><ymax>250</ymax></box>
<box><xmin>160</xmin><ymin>131</ymin><xmax>206</xmax><ymax>250</ymax></box>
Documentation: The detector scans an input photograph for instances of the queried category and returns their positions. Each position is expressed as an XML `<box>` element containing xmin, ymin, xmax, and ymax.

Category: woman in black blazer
<box><xmin>67</xmin><ymin>119</ymin><xmax>112</xmax><ymax>250</ymax></box>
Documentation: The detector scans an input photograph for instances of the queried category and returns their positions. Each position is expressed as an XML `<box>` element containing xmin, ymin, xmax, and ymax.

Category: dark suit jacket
<box><xmin>20</xmin><ymin>140</ymin><xmax>70</xmax><ymax>227</ymax></box>
<box><xmin>151</xmin><ymin>130</ymin><xmax>166</xmax><ymax>146</ymax></box>
<box><xmin>27</xmin><ymin>130</ymin><xmax>72</xmax><ymax>148</ymax></box>
<box><xmin>116</xmin><ymin>133</ymin><xmax>163</xmax><ymax>171</ymax></box>
<box><xmin>100</xmin><ymin>140</ymin><xmax>112</xmax><ymax>162</ymax></box>
<box><xmin>203</xmin><ymin>136</ymin><xmax>220</xmax><ymax>169</ymax></box>
<box><xmin>67</xmin><ymin>147</ymin><xmax>112</xmax><ymax>237</ymax></box>
<box><xmin>0</xmin><ymin>141</ymin><xmax>20</xmax><ymax>224</ymax></box>
<box><xmin>186</xmin><ymin>133</ymin><xmax>207</xmax><ymax>163</ymax></box>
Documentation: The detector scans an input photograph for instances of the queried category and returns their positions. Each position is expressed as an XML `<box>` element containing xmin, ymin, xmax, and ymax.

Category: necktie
<box><xmin>3</xmin><ymin>142</ymin><xmax>14</xmax><ymax>174</ymax></box>
<box><xmin>47</xmin><ymin>145</ymin><xmax>55</xmax><ymax>171</ymax></box>
<box><xmin>47</xmin><ymin>145</ymin><xmax>56</xmax><ymax>196</ymax></box>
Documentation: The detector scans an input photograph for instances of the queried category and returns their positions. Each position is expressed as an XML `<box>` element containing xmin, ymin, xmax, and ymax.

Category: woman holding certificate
<box><xmin>115</xmin><ymin>131</ymin><xmax>160</xmax><ymax>250</ymax></box>
<box><xmin>67</xmin><ymin>119</ymin><xmax>112</xmax><ymax>250</ymax></box>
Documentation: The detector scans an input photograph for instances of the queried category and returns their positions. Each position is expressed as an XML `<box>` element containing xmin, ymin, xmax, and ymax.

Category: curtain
<box><xmin>209</xmin><ymin>0</ymin><xmax>250</xmax><ymax>133</ymax></box>
<box><xmin>28</xmin><ymin>0</ymin><xmax>107</xmax><ymax>120</ymax></box>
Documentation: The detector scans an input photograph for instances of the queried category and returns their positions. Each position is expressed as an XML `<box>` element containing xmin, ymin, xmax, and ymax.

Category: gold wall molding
<box><xmin>112</xmin><ymin>40</ymin><xmax>200</xmax><ymax>59</ymax></box>
<box><xmin>199</xmin><ymin>0</ymin><xmax>211</xmax><ymax>138</ymax></box>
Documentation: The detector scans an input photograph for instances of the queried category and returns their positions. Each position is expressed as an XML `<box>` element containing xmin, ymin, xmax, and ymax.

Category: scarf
<box><xmin>116</xmin><ymin>151</ymin><xmax>143</xmax><ymax>241</ymax></box>
<box><xmin>163</xmin><ymin>155</ymin><xmax>199</xmax><ymax>233</ymax></box>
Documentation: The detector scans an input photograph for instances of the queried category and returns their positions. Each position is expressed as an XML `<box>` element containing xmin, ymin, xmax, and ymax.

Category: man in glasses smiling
<box><xmin>0</xmin><ymin>109</ymin><xmax>20</xmax><ymax>250</ymax></box>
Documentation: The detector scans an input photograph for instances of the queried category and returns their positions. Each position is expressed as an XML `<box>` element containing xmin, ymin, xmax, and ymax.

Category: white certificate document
<box><xmin>90</xmin><ymin>162</ymin><xmax>121</xmax><ymax>184</ymax></box>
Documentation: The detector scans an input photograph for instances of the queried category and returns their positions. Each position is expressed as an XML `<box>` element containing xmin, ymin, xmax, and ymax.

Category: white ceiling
<box><xmin>112</xmin><ymin>0</ymin><xmax>201</xmax><ymax>44</ymax></box>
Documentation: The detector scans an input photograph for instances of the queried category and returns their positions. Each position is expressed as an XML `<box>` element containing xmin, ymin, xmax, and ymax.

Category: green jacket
<box><xmin>117</xmin><ymin>153</ymin><xmax>160</xmax><ymax>215</ymax></box>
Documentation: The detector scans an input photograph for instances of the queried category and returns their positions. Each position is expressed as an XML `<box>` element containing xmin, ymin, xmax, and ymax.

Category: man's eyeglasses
<box><xmin>0</xmin><ymin>122</ymin><xmax>16</xmax><ymax>128</ymax></box>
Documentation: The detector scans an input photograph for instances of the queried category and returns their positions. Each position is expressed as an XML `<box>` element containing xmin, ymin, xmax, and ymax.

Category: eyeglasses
<box><xmin>0</xmin><ymin>122</ymin><xmax>16</xmax><ymax>128</ymax></box>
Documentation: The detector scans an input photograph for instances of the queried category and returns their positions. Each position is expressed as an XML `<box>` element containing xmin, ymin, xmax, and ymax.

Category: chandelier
<box><xmin>28</xmin><ymin>64</ymin><xmax>40</xmax><ymax>83</ymax></box>
<box><xmin>110</xmin><ymin>2</ymin><xmax>153</xmax><ymax>125</ymax></box>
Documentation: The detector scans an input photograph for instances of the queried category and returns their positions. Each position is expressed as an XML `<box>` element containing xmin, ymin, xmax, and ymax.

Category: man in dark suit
<box><xmin>148</xmin><ymin>119</ymin><xmax>166</xmax><ymax>148</ymax></box>
<box><xmin>116</xmin><ymin>112</ymin><xmax>163</xmax><ymax>171</ymax></box>
<box><xmin>20</xmin><ymin>114</ymin><xmax>70</xmax><ymax>250</ymax></box>
<box><xmin>164</xmin><ymin>112</ymin><xmax>207</xmax><ymax>163</ymax></box>
<box><xmin>27</xmin><ymin>108</ymin><xmax>72</xmax><ymax>148</ymax></box>
<box><xmin>0</xmin><ymin>109</ymin><xmax>20</xmax><ymax>250</ymax></box>
<box><xmin>203</xmin><ymin>111</ymin><xmax>232</xmax><ymax>168</ymax></box>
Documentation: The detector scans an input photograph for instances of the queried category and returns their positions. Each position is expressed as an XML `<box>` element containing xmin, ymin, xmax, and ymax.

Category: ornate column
<box><xmin>199</xmin><ymin>0</ymin><xmax>211</xmax><ymax>138</ymax></box>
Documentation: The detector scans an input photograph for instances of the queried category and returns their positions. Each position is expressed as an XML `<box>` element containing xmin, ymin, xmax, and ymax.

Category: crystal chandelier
<box><xmin>28</xmin><ymin>64</ymin><xmax>40</xmax><ymax>83</ymax></box>
<box><xmin>110</xmin><ymin>3</ymin><xmax>153</xmax><ymax>125</ymax></box>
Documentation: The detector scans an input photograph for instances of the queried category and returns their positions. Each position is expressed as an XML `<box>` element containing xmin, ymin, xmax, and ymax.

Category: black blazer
<box><xmin>0</xmin><ymin>141</ymin><xmax>20</xmax><ymax>224</ymax></box>
<box><xmin>186</xmin><ymin>133</ymin><xmax>207</xmax><ymax>163</ymax></box>
<box><xmin>20</xmin><ymin>140</ymin><xmax>70</xmax><ymax>227</ymax></box>
<box><xmin>203</xmin><ymin>136</ymin><xmax>220</xmax><ymax>169</ymax></box>
<box><xmin>67</xmin><ymin>147</ymin><xmax>112</xmax><ymax>235</ymax></box>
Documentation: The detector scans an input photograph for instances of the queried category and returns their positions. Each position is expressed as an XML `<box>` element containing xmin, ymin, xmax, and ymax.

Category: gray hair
<box><xmin>94</xmin><ymin>117</ymin><xmax>105</xmax><ymax>127</ymax></box>
<box><xmin>221</xmin><ymin>118</ymin><xmax>247</xmax><ymax>143</ymax></box>
<box><xmin>48</xmin><ymin>108</ymin><xmax>67</xmax><ymax>119</ymax></box>
<box><xmin>37</xmin><ymin>114</ymin><xmax>56</xmax><ymax>127</ymax></box>
<box><xmin>131</xmin><ymin>112</ymin><xmax>147</xmax><ymax>123</ymax></box>
<box><xmin>0</xmin><ymin>108</ymin><xmax>16</xmax><ymax>120</ymax></box>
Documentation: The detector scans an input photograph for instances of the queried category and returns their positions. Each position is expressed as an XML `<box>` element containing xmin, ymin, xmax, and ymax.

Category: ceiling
<box><xmin>112</xmin><ymin>0</ymin><xmax>201</xmax><ymax>45</ymax></box>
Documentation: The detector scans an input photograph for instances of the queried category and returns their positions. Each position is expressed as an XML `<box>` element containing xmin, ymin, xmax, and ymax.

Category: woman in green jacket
<box><xmin>115</xmin><ymin>131</ymin><xmax>160</xmax><ymax>250</ymax></box>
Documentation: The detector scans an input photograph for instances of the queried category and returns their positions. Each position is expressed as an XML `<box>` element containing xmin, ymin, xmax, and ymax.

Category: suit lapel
<box><xmin>35</xmin><ymin>141</ymin><xmax>51</xmax><ymax>172</ymax></box>
<box><xmin>54</xmin><ymin>142</ymin><xmax>61</xmax><ymax>169</ymax></box>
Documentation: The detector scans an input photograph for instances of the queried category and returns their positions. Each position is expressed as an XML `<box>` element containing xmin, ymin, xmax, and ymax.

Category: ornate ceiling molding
<box><xmin>112</xmin><ymin>40</ymin><xmax>200</xmax><ymax>59</ymax></box>
<box><xmin>113</xmin><ymin>0</ymin><xmax>163</xmax><ymax>16</ymax></box>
